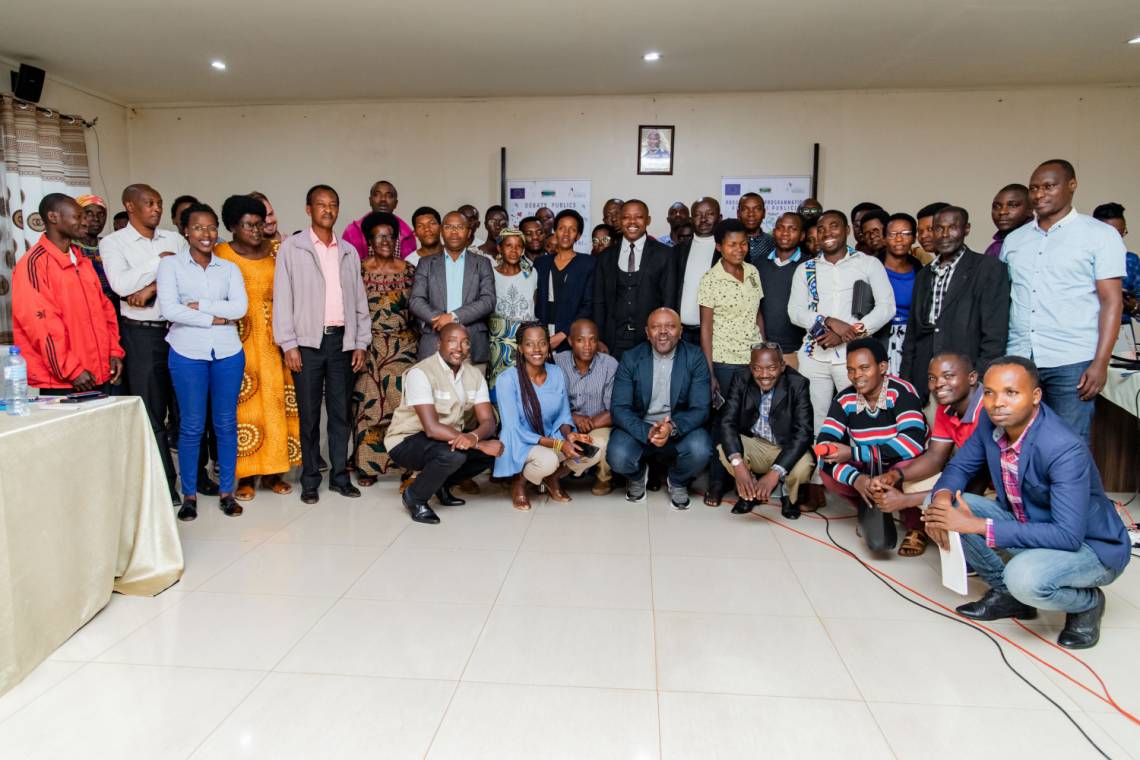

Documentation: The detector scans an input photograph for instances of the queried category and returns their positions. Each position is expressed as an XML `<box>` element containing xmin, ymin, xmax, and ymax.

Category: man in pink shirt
<box><xmin>274</xmin><ymin>184</ymin><xmax>370</xmax><ymax>503</ymax></box>
<box><xmin>341</xmin><ymin>179</ymin><xmax>416</xmax><ymax>259</ymax></box>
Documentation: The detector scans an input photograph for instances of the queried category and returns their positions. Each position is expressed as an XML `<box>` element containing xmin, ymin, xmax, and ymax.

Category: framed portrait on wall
<box><xmin>637</xmin><ymin>125</ymin><xmax>674</xmax><ymax>175</ymax></box>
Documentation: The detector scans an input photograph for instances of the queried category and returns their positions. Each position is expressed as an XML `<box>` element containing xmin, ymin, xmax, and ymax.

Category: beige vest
<box><xmin>384</xmin><ymin>356</ymin><xmax>483</xmax><ymax>450</ymax></box>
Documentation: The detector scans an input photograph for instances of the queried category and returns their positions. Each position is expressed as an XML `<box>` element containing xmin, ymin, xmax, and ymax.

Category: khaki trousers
<box><xmin>717</xmin><ymin>437</ymin><xmax>814</xmax><ymax>503</ymax></box>
<box><xmin>521</xmin><ymin>435</ymin><xmax>607</xmax><ymax>485</ymax></box>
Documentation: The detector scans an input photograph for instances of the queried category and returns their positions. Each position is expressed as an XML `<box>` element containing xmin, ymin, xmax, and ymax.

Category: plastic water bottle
<box><xmin>3</xmin><ymin>346</ymin><xmax>30</xmax><ymax>416</ymax></box>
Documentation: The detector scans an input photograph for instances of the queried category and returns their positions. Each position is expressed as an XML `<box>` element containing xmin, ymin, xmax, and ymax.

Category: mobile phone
<box><xmin>574</xmin><ymin>442</ymin><xmax>600</xmax><ymax>459</ymax></box>
<box><xmin>712</xmin><ymin>389</ymin><xmax>725</xmax><ymax>410</ymax></box>
<box><xmin>60</xmin><ymin>391</ymin><xmax>108</xmax><ymax>403</ymax></box>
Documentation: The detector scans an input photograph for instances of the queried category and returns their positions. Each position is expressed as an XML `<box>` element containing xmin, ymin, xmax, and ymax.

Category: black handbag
<box><xmin>851</xmin><ymin>280</ymin><xmax>875</xmax><ymax>320</ymax></box>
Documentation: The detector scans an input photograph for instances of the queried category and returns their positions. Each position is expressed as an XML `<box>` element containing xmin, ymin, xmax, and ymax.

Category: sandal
<box><xmin>260</xmin><ymin>474</ymin><xmax>293</xmax><ymax>495</ymax></box>
<box><xmin>356</xmin><ymin>475</ymin><xmax>377</xmax><ymax>487</ymax></box>
<box><xmin>511</xmin><ymin>475</ymin><xmax>532</xmax><ymax>511</ymax></box>
<box><xmin>898</xmin><ymin>529</ymin><xmax>928</xmax><ymax>557</ymax></box>
<box><xmin>544</xmin><ymin>470</ymin><xmax>572</xmax><ymax>503</ymax></box>
<box><xmin>235</xmin><ymin>479</ymin><xmax>256</xmax><ymax>501</ymax></box>
<box><xmin>703</xmin><ymin>491</ymin><xmax>722</xmax><ymax>507</ymax></box>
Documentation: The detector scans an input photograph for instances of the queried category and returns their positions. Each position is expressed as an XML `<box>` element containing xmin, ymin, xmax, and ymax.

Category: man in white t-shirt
<box><xmin>672</xmin><ymin>197</ymin><xmax>722</xmax><ymax>346</ymax></box>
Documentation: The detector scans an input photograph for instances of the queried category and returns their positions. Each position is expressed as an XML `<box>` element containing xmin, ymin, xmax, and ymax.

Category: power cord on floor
<box><xmin>789</xmin><ymin>508</ymin><xmax>1114</xmax><ymax>758</ymax></box>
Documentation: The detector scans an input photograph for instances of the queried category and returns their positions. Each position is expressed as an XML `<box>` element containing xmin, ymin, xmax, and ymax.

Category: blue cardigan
<box><xmin>934</xmin><ymin>403</ymin><xmax>1131</xmax><ymax>573</ymax></box>
<box><xmin>533</xmin><ymin>253</ymin><xmax>596</xmax><ymax>339</ymax></box>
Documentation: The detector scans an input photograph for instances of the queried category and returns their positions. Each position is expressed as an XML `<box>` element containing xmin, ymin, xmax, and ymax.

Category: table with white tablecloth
<box><xmin>0</xmin><ymin>397</ymin><xmax>183</xmax><ymax>697</ymax></box>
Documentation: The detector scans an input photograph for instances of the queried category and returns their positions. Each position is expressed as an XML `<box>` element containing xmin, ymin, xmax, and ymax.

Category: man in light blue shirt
<box><xmin>1001</xmin><ymin>159</ymin><xmax>1125</xmax><ymax>443</ymax></box>
<box><xmin>443</xmin><ymin>246</ymin><xmax>466</xmax><ymax>313</ymax></box>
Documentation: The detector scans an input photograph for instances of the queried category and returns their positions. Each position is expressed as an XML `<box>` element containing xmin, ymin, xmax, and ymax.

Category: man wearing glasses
<box><xmin>409</xmin><ymin>210</ymin><xmax>496</xmax><ymax>373</ymax></box>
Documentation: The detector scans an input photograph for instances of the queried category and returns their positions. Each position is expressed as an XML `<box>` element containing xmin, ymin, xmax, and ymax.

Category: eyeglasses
<box><xmin>885</xmin><ymin>231</ymin><xmax>914</xmax><ymax>239</ymax></box>
<box><xmin>190</xmin><ymin>225</ymin><xmax>219</xmax><ymax>234</ymax></box>
<box><xmin>442</xmin><ymin>224</ymin><xmax>467</xmax><ymax>231</ymax></box>
<box><xmin>592</xmin><ymin>236</ymin><xmax>611</xmax><ymax>245</ymax></box>
<box><xmin>239</xmin><ymin>221</ymin><xmax>265</xmax><ymax>231</ymax></box>
<box><xmin>372</xmin><ymin>234</ymin><xmax>396</xmax><ymax>246</ymax></box>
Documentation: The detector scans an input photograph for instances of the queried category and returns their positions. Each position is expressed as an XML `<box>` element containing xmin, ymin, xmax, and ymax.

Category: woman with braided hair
<box><xmin>493</xmin><ymin>323</ymin><xmax>603</xmax><ymax>510</ymax></box>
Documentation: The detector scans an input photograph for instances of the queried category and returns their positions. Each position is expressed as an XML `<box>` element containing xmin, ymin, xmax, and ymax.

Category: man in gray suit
<box><xmin>410</xmin><ymin>210</ymin><xmax>497</xmax><ymax>370</ymax></box>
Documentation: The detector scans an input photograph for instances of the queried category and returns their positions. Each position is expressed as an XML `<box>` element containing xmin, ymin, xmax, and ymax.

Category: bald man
<box><xmin>660</xmin><ymin>201</ymin><xmax>691</xmax><ymax>246</ymax></box>
<box><xmin>101</xmin><ymin>183</ymin><xmax>187</xmax><ymax>506</ymax></box>
<box><xmin>385</xmin><ymin>323</ymin><xmax>502</xmax><ymax>524</ymax></box>
<box><xmin>608</xmin><ymin>308</ymin><xmax>711</xmax><ymax>509</ymax></box>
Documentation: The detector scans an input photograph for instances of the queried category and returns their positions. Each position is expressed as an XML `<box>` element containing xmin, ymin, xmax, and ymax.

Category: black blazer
<box><xmin>900</xmin><ymin>249</ymin><xmax>1010</xmax><ymax>400</ymax></box>
<box><xmin>533</xmin><ymin>253</ymin><xmax>595</xmax><ymax>338</ymax></box>
<box><xmin>592</xmin><ymin>237</ymin><xmax>677</xmax><ymax>348</ymax></box>
<box><xmin>611</xmin><ymin>340</ymin><xmax>710</xmax><ymax>442</ymax></box>
<box><xmin>718</xmin><ymin>367</ymin><xmax>814</xmax><ymax>475</ymax></box>
<box><xmin>669</xmin><ymin>237</ymin><xmax>722</xmax><ymax>310</ymax></box>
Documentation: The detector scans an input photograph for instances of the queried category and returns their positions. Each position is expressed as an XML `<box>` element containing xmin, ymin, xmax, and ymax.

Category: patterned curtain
<box><xmin>0</xmin><ymin>95</ymin><xmax>93</xmax><ymax>343</ymax></box>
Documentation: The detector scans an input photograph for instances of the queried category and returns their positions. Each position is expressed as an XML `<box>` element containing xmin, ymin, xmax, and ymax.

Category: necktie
<box><xmin>626</xmin><ymin>241</ymin><xmax>636</xmax><ymax>273</ymax></box>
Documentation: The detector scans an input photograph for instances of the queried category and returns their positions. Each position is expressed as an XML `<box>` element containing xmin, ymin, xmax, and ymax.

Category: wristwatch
<box><xmin>729</xmin><ymin>456</ymin><xmax>744</xmax><ymax>468</ymax></box>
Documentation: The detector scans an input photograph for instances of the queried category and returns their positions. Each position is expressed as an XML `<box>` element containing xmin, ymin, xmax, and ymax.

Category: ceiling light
<box><xmin>1128</xmin><ymin>35</ymin><xmax>1140</xmax><ymax>44</ymax></box>
<box><xmin>211</xmin><ymin>60</ymin><xmax>227</xmax><ymax>71</ymax></box>
<box><xmin>643</xmin><ymin>51</ymin><xmax>661</xmax><ymax>62</ymax></box>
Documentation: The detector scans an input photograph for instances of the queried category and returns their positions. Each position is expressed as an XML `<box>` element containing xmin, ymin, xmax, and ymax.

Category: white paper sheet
<box><xmin>940</xmin><ymin>531</ymin><xmax>969</xmax><ymax>595</ymax></box>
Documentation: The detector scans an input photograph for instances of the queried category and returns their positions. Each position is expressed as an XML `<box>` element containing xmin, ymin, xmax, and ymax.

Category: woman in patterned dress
<box><xmin>352</xmin><ymin>211</ymin><xmax>419</xmax><ymax>486</ymax></box>
<box><xmin>488</xmin><ymin>228</ymin><xmax>537</xmax><ymax>393</ymax></box>
<box><xmin>214</xmin><ymin>195</ymin><xmax>301</xmax><ymax>501</ymax></box>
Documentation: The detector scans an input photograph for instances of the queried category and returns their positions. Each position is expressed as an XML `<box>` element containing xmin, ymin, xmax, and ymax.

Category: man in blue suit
<box><xmin>608</xmin><ymin>308</ymin><xmax>711</xmax><ymax>509</ymax></box>
<box><xmin>924</xmin><ymin>355</ymin><xmax>1130</xmax><ymax>649</ymax></box>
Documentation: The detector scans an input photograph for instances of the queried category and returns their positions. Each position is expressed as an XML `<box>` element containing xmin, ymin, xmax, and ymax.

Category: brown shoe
<box><xmin>801</xmin><ymin>483</ymin><xmax>827</xmax><ymax>512</ymax></box>
<box><xmin>457</xmin><ymin>478</ymin><xmax>481</xmax><ymax>495</ymax></box>
<box><xmin>591</xmin><ymin>478</ymin><xmax>613</xmax><ymax>496</ymax></box>
<box><xmin>511</xmin><ymin>475</ymin><xmax>532</xmax><ymax>511</ymax></box>
<box><xmin>260</xmin><ymin>474</ymin><xmax>293</xmax><ymax>495</ymax></box>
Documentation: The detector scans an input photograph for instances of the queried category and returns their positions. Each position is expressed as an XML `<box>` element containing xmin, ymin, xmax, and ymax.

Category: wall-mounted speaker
<box><xmin>10</xmin><ymin>64</ymin><xmax>46</xmax><ymax>104</ymax></box>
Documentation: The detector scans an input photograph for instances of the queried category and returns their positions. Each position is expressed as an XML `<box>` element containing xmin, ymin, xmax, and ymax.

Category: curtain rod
<box><xmin>4</xmin><ymin>93</ymin><xmax>95</xmax><ymax>128</ymax></box>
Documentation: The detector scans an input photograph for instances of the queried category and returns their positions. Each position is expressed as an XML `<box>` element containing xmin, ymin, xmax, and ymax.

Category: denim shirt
<box><xmin>157</xmin><ymin>248</ymin><xmax>247</xmax><ymax>360</ymax></box>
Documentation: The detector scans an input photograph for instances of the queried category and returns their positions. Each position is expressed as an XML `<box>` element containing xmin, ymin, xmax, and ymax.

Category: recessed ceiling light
<box><xmin>643</xmin><ymin>51</ymin><xmax>661</xmax><ymax>62</ymax></box>
<box><xmin>1128</xmin><ymin>35</ymin><xmax>1140</xmax><ymax>44</ymax></box>
<box><xmin>211</xmin><ymin>60</ymin><xmax>227</xmax><ymax>71</ymax></box>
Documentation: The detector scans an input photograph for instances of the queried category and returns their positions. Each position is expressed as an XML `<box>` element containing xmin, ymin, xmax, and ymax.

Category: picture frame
<box><xmin>637</xmin><ymin>124</ymin><xmax>674</xmax><ymax>175</ymax></box>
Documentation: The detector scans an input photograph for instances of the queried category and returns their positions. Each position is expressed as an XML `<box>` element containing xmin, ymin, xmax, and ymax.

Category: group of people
<box><xmin>10</xmin><ymin>158</ymin><xmax>1137</xmax><ymax>650</ymax></box>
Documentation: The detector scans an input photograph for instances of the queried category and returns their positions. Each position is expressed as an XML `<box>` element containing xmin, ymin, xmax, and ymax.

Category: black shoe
<box><xmin>403</xmin><ymin>491</ymin><xmax>440</xmax><ymax>524</ymax></box>
<box><xmin>329</xmin><ymin>483</ymin><xmax>361</xmax><ymax>498</ymax></box>
<box><xmin>436</xmin><ymin>487</ymin><xmax>466</xmax><ymax>506</ymax></box>
<box><xmin>318</xmin><ymin>455</ymin><xmax>329</xmax><ymax>472</ymax></box>
<box><xmin>731</xmin><ymin>499</ymin><xmax>755</xmax><ymax>515</ymax></box>
<box><xmin>780</xmin><ymin>495</ymin><xmax>800</xmax><ymax>520</ymax></box>
<box><xmin>1057</xmin><ymin>589</ymin><xmax>1105</xmax><ymax>650</ymax></box>
<box><xmin>219</xmin><ymin>494</ymin><xmax>243</xmax><ymax>517</ymax></box>
<box><xmin>300</xmin><ymin>489</ymin><xmax>320</xmax><ymax>504</ymax></box>
<box><xmin>177</xmin><ymin>498</ymin><xmax>198</xmax><ymax>522</ymax></box>
<box><xmin>196</xmin><ymin>474</ymin><xmax>219</xmax><ymax>496</ymax></box>
<box><xmin>956</xmin><ymin>588</ymin><xmax>1038</xmax><ymax>621</ymax></box>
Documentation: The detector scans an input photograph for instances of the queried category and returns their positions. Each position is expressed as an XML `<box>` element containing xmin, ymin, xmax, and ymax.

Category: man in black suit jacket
<box><xmin>593</xmin><ymin>199</ymin><xmax>677</xmax><ymax>359</ymax></box>
<box><xmin>409</xmin><ymin>210</ymin><xmax>497</xmax><ymax>367</ymax></box>
<box><xmin>608</xmin><ymin>308</ymin><xmax>711</xmax><ymax>510</ymax></box>
<box><xmin>671</xmin><ymin>197</ymin><xmax>723</xmax><ymax>345</ymax></box>
<box><xmin>900</xmin><ymin>206</ymin><xmax>1009</xmax><ymax>402</ymax></box>
<box><xmin>718</xmin><ymin>344</ymin><xmax>815</xmax><ymax>519</ymax></box>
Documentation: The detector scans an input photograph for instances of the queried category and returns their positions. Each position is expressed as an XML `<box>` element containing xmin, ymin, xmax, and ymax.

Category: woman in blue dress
<box><xmin>494</xmin><ymin>323</ymin><xmax>603</xmax><ymax>510</ymax></box>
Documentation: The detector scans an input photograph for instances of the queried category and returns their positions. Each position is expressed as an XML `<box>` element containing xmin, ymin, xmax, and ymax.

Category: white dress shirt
<box><xmin>680</xmin><ymin>235</ymin><xmax>717</xmax><ymax>326</ymax></box>
<box><xmin>617</xmin><ymin>235</ymin><xmax>648</xmax><ymax>272</ymax></box>
<box><xmin>788</xmin><ymin>248</ymin><xmax>896</xmax><ymax>364</ymax></box>
<box><xmin>100</xmin><ymin>223</ymin><xmax>186</xmax><ymax>321</ymax></box>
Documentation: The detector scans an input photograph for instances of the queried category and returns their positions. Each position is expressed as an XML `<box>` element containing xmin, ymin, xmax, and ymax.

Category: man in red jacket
<box><xmin>14</xmin><ymin>193</ymin><xmax>124</xmax><ymax>394</ymax></box>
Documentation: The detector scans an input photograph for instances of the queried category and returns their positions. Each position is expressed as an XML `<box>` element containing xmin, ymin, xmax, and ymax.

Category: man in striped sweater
<box><xmin>816</xmin><ymin>338</ymin><xmax>929</xmax><ymax>554</ymax></box>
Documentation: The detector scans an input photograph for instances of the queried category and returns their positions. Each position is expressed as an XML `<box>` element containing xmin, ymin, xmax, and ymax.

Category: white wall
<box><xmin>1</xmin><ymin>62</ymin><xmax>132</xmax><ymax>205</ymax></box>
<box><xmin>125</xmin><ymin>86</ymin><xmax>1139</xmax><ymax>250</ymax></box>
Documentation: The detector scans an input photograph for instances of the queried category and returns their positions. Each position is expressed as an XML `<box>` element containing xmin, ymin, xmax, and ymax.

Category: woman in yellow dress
<box><xmin>215</xmin><ymin>195</ymin><xmax>301</xmax><ymax>500</ymax></box>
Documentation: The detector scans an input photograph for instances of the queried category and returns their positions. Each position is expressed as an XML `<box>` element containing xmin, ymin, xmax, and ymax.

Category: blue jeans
<box><xmin>168</xmin><ymin>348</ymin><xmax>245</xmax><ymax>496</ymax></box>
<box><xmin>607</xmin><ymin>426</ymin><xmax>711</xmax><ymax>487</ymax></box>
<box><xmin>956</xmin><ymin>493</ymin><xmax>1118</xmax><ymax>613</ymax></box>
<box><xmin>1036</xmin><ymin>360</ymin><xmax>1093</xmax><ymax>445</ymax></box>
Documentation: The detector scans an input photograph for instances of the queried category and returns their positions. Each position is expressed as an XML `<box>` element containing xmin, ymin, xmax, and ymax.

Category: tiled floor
<box><xmin>2</xmin><ymin>478</ymin><xmax>1139</xmax><ymax>759</ymax></box>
